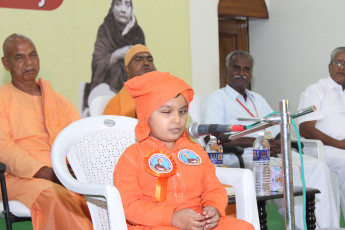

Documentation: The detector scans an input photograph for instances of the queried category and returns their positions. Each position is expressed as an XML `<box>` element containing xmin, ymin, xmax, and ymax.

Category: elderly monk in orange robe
<box><xmin>103</xmin><ymin>44</ymin><xmax>156</xmax><ymax>117</ymax></box>
<box><xmin>113</xmin><ymin>71</ymin><xmax>253</xmax><ymax>230</ymax></box>
<box><xmin>0</xmin><ymin>34</ymin><xmax>92</xmax><ymax>230</ymax></box>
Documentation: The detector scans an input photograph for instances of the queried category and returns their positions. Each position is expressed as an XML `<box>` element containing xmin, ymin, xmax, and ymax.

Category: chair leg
<box><xmin>0</xmin><ymin>172</ymin><xmax>12</xmax><ymax>230</ymax></box>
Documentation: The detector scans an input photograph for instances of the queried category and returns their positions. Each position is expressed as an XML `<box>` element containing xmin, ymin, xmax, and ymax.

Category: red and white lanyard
<box><xmin>236</xmin><ymin>97</ymin><xmax>258</xmax><ymax>118</ymax></box>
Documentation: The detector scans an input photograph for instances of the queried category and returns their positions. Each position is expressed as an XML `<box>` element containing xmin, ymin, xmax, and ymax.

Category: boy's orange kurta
<box><xmin>103</xmin><ymin>87</ymin><xmax>136</xmax><ymax>118</ymax></box>
<box><xmin>113</xmin><ymin>71</ymin><xmax>253</xmax><ymax>229</ymax></box>
<box><xmin>0</xmin><ymin>79</ymin><xmax>92</xmax><ymax>230</ymax></box>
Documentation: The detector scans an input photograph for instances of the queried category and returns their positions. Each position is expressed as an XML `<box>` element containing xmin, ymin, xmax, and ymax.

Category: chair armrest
<box><xmin>51</xmin><ymin>129</ymin><xmax>127</xmax><ymax>229</ymax></box>
<box><xmin>215</xmin><ymin>167</ymin><xmax>260</xmax><ymax>230</ymax></box>
<box><xmin>0</xmin><ymin>162</ymin><xmax>12</xmax><ymax>228</ymax></box>
<box><xmin>0</xmin><ymin>162</ymin><xmax>6</xmax><ymax>174</ymax></box>
<box><xmin>222</xmin><ymin>146</ymin><xmax>244</xmax><ymax>155</ymax></box>
<box><xmin>291</xmin><ymin>137</ymin><xmax>326</xmax><ymax>162</ymax></box>
<box><xmin>51</xmin><ymin>148</ymin><xmax>127</xmax><ymax>230</ymax></box>
<box><xmin>0</xmin><ymin>163</ymin><xmax>9</xmax><ymax>209</ymax></box>
<box><xmin>223</xmin><ymin>146</ymin><xmax>245</xmax><ymax>168</ymax></box>
<box><xmin>291</xmin><ymin>140</ymin><xmax>304</xmax><ymax>152</ymax></box>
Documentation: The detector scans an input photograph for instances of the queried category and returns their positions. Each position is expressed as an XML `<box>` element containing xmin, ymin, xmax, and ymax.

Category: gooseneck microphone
<box><xmin>187</xmin><ymin>122</ymin><xmax>246</xmax><ymax>139</ymax></box>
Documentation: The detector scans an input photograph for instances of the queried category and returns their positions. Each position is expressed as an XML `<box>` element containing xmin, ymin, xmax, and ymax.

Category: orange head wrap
<box><xmin>124</xmin><ymin>44</ymin><xmax>151</xmax><ymax>67</ymax></box>
<box><xmin>124</xmin><ymin>71</ymin><xmax>194</xmax><ymax>141</ymax></box>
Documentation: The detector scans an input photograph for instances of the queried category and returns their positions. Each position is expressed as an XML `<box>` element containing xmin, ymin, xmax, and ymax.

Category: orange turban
<box><xmin>124</xmin><ymin>71</ymin><xmax>194</xmax><ymax>141</ymax></box>
<box><xmin>125</xmin><ymin>44</ymin><xmax>151</xmax><ymax>67</ymax></box>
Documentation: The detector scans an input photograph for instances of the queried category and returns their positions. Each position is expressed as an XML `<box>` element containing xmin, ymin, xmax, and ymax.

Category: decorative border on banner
<box><xmin>0</xmin><ymin>0</ymin><xmax>63</xmax><ymax>11</ymax></box>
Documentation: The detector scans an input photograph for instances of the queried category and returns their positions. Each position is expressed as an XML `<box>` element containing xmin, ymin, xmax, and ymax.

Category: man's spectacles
<box><xmin>332</xmin><ymin>60</ymin><xmax>345</xmax><ymax>68</ymax></box>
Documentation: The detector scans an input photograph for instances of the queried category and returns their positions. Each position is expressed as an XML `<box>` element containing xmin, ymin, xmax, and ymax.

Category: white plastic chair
<box><xmin>51</xmin><ymin>115</ymin><xmax>138</xmax><ymax>230</ymax></box>
<box><xmin>0</xmin><ymin>200</ymin><xmax>31</xmax><ymax>219</ymax></box>
<box><xmin>216</xmin><ymin>167</ymin><xmax>260</xmax><ymax>229</ymax></box>
<box><xmin>89</xmin><ymin>94</ymin><xmax>115</xmax><ymax>116</ymax></box>
<box><xmin>51</xmin><ymin>115</ymin><xmax>260</xmax><ymax>230</ymax></box>
<box><xmin>88</xmin><ymin>83</ymin><xmax>116</xmax><ymax>116</ymax></box>
<box><xmin>0</xmin><ymin>164</ymin><xmax>31</xmax><ymax>229</ymax></box>
<box><xmin>189</xmin><ymin>94</ymin><xmax>208</xmax><ymax>146</ymax></box>
<box><xmin>189</xmin><ymin>94</ymin><xmax>247</xmax><ymax>168</ymax></box>
<box><xmin>79</xmin><ymin>82</ymin><xmax>116</xmax><ymax>117</ymax></box>
<box><xmin>0</xmin><ymin>188</ymin><xmax>31</xmax><ymax>230</ymax></box>
<box><xmin>291</xmin><ymin>136</ymin><xmax>341</xmax><ymax>216</ymax></box>
<box><xmin>79</xmin><ymin>81</ymin><xmax>87</xmax><ymax>116</ymax></box>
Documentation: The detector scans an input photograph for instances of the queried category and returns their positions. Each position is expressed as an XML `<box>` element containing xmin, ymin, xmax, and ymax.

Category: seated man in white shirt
<box><xmin>203</xmin><ymin>50</ymin><xmax>339</xmax><ymax>229</ymax></box>
<box><xmin>298</xmin><ymin>46</ymin><xmax>345</xmax><ymax>223</ymax></box>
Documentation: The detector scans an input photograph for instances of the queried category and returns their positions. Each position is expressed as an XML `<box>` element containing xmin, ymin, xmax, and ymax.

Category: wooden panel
<box><xmin>218</xmin><ymin>0</ymin><xmax>269</xmax><ymax>19</ymax></box>
<box><xmin>218</xmin><ymin>19</ymin><xmax>248</xmax><ymax>88</ymax></box>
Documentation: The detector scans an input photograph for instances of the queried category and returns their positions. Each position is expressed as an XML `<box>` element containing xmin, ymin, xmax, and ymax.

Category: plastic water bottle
<box><xmin>206</xmin><ymin>135</ymin><xmax>223</xmax><ymax>167</ymax></box>
<box><xmin>253</xmin><ymin>132</ymin><xmax>271</xmax><ymax>196</ymax></box>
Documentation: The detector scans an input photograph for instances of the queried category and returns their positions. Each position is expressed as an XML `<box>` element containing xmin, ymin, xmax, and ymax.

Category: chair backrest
<box><xmin>189</xmin><ymin>94</ymin><xmax>208</xmax><ymax>146</ymax></box>
<box><xmin>79</xmin><ymin>81</ymin><xmax>86</xmax><ymax>116</ymax></box>
<box><xmin>51</xmin><ymin>115</ymin><xmax>138</xmax><ymax>230</ymax></box>
<box><xmin>89</xmin><ymin>94</ymin><xmax>115</xmax><ymax>116</ymax></box>
<box><xmin>189</xmin><ymin>94</ymin><xmax>208</xmax><ymax>124</ymax></box>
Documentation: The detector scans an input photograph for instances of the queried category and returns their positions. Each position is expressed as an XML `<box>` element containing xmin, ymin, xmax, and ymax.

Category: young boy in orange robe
<box><xmin>113</xmin><ymin>71</ymin><xmax>254</xmax><ymax>230</ymax></box>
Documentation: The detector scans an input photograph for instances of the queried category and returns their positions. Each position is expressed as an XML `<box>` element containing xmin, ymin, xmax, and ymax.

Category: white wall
<box><xmin>189</xmin><ymin>0</ymin><xmax>220</xmax><ymax>97</ymax></box>
<box><xmin>249</xmin><ymin>0</ymin><xmax>345</xmax><ymax>111</ymax></box>
<box><xmin>189</xmin><ymin>0</ymin><xmax>345</xmax><ymax>114</ymax></box>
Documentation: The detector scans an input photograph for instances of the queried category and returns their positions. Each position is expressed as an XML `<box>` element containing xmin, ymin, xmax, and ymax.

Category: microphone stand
<box><xmin>217</xmin><ymin>103</ymin><xmax>315</xmax><ymax>230</ymax></box>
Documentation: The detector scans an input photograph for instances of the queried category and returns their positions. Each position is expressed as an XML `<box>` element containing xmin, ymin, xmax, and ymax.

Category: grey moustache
<box><xmin>234</xmin><ymin>75</ymin><xmax>247</xmax><ymax>80</ymax></box>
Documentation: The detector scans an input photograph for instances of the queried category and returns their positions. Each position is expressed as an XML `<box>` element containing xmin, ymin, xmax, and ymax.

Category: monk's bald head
<box><xmin>1</xmin><ymin>33</ymin><xmax>40</xmax><ymax>88</ymax></box>
<box><xmin>3</xmin><ymin>33</ymin><xmax>35</xmax><ymax>57</ymax></box>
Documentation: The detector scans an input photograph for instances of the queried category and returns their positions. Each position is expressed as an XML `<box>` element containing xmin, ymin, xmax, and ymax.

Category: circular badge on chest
<box><xmin>148</xmin><ymin>153</ymin><xmax>173</xmax><ymax>174</ymax></box>
<box><xmin>178</xmin><ymin>149</ymin><xmax>201</xmax><ymax>165</ymax></box>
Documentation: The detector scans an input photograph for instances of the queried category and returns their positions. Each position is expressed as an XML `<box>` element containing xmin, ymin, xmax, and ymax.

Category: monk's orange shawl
<box><xmin>103</xmin><ymin>87</ymin><xmax>136</xmax><ymax>118</ymax></box>
<box><xmin>0</xmin><ymin>78</ymin><xmax>80</xmax><ymax>207</ymax></box>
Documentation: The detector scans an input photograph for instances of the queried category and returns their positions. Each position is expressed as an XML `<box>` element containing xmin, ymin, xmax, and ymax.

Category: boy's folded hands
<box><xmin>171</xmin><ymin>206</ymin><xmax>219</xmax><ymax>230</ymax></box>
<box><xmin>203</xmin><ymin>206</ymin><xmax>220</xmax><ymax>229</ymax></box>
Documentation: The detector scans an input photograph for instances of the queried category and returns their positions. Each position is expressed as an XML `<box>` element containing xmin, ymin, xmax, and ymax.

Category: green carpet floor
<box><xmin>0</xmin><ymin>204</ymin><xmax>344</xmax><ymax>230</ymax></box>
<box><xmin>0</xmin><ymin>219</ymin><xmax>32</xmax><ymax>230</ymax></box>
<box><xmin>266</xmin><ymin>202</ymin><xmax>345</xmax><ymax>229</ymax></box>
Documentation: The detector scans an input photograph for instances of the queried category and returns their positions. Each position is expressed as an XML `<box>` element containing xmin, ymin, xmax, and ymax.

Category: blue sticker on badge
<box><xmin>149</xmin><ymin>154</ymin><xmax>173</xmax><ymax>174</ymax></box>
<box><xmin>178</xmin><ymin>149</ymin><xmax>201</xmax><ymax>165</ymax></box>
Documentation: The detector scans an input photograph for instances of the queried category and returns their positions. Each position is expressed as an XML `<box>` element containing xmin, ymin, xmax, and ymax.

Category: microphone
<box><xmin>188</xmin><ymin>122</ymin><xmax>245</xmax><ymax>139</ymax></box>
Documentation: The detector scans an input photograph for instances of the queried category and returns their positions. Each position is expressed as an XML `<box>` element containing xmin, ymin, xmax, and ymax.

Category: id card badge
<box><xmin>264</xmin><ymin>130</ymin><xmax>274</xmax><ymax>139</ymax></box>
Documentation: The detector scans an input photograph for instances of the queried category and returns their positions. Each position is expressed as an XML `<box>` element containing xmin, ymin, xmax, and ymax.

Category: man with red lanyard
<box><xmin>203</xmin><ymin>50</ymin><xmax>339</xmax><ymax>229</ymax></box>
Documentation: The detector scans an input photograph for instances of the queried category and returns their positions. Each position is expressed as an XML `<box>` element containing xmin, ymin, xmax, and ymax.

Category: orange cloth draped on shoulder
<box><xmin>0</xmin><ymin>78</ymin><xmax>92</xmax><ymax>230</ymax></box>
<box><xmin>103</xmin><ymin>87</ymin><xmax>136</xmax><ymax>118</ymax></box>
<box><xmin>114</xmin><ymin>71</ymin><xmax>253</xmax><ymax>229</ymax></box>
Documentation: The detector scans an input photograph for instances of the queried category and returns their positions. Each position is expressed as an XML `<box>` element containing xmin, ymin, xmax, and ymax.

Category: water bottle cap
<box><xmin>209</xmin><ymin>135</ymin><xmax>217</xmax><ymax>140</ymax></box>
<box><xmin>258</xmin><ymin>131</ymin><xmax>265</xmax><ymax>136</ymax></box>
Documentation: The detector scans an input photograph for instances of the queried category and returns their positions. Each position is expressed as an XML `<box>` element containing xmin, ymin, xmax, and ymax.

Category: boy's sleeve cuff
<box><xmin>161</xmin><ymin>205</ymin><xmax>177</xmax><ymax>225</ymax></box>
<box><xmin>202</xmin><ymin>201</ymin><xmax>226</xmax><ymax>217</ymax></box>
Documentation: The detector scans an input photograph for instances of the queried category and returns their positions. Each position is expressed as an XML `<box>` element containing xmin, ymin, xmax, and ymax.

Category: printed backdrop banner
<box><xmin>0</xmin><ymin>0</ymin><xmax>191</xmax><ymax>112</ymax></box>
<box><xmin>0</xmin><ymin>0</ymin><xmax>63</xmax><ymax>10</ymax></box>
